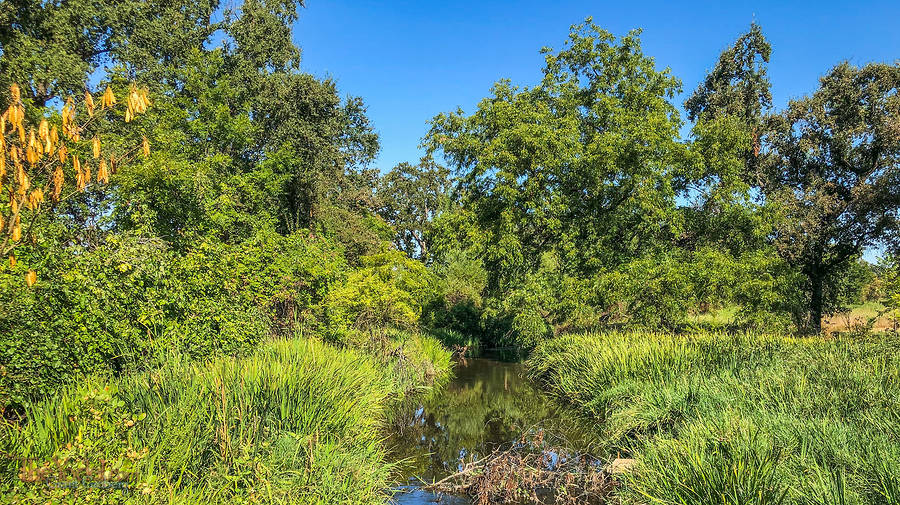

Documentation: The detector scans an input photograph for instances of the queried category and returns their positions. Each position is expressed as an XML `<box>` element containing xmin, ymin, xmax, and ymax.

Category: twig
<box><xmin>424</xmin><ymin>449</ymin><xmax>505</xmax><ymax>489</ymax></box>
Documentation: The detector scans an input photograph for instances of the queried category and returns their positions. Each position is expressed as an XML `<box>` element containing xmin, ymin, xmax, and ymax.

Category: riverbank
<box><xmin>527</xmin><ymin>331</ymin><xmax>900</xmax><ymax>504</ymax></box>
<box><xmin>0</xmin><ymin>332</ymin><xmax>452</xmax><ymax>505</ymax></box>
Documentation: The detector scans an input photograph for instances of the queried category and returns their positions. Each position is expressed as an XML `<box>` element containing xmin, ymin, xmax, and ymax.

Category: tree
<box><xmin>763</xmin><ymin>62</ymin><xmax>900</xmax><ymax>332</ymax></box>
<box><xmin>426</xmin><ymin>18</ymin><xmax>684</xmax><ymax>292</ymax></box>
<box><xmin>2</xmin><ymin>0</ymin><xmax>383</xmax><ymax>254</ymax></box>
<box><xmin>685</xmin><ymin>23</ymin><xmax>773</xmax><ymax>125</ymax></box>
<box><xmin>377</xmin><ymin>157</ymin><xmax>451</xmax><ymax>259</ymax></box>
<box><xmin>682</xmin><ymin>24</ymin><xmax>774</xmax><ymax>255</ymax></box>
<box><xmin>254</xmin><ymin>74</ymin><xmax>379</xmax><ymax>234</ymax></box>
<box><xmin>0</xmin><ymin>0</ymin><xmax>221</xmax><ymax>109</ymax></box>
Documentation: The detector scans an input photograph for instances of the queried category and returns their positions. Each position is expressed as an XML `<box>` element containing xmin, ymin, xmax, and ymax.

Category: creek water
<box><xmin>386</xmin><ymin>356</ymin><xmax>599</xmax><ymax>504</ymax></box>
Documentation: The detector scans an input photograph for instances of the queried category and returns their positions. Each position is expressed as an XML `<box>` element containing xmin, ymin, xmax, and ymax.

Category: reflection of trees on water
<box><xmin>387</xmin><ymin>359</ymin><xmax>595</xmax><ymax>482</ymax></box>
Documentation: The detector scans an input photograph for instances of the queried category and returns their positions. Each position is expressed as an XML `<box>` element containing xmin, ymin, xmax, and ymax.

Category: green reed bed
<box><xmin>527</xmin><ymin>331</ymin><xmax>900</xmax><ymax>504</ymax></box>
<box><xmin>1</xmin><ymin>333</ymin><xmax>451</xmax><ymax>504</ymax></box>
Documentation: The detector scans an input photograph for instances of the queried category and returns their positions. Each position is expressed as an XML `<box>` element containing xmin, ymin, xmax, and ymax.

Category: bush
<box><xmin>479</xmin><ymin>251</ymin><xmax>600</xmax><ymax>354</ymax></box>
<box><xmin>0</xmin><ymin>231</ymin><xmax>346</xmax><ymax>408</ymax></box>
<box><xmin>423</xmin><ymin>249</ymin><xmax>487</xmax><ymax>338</ymax></box>
<box><xmin>324</xmin><ymin>250</ymin><xmax>437</xmax><ymax>338</ymax></box>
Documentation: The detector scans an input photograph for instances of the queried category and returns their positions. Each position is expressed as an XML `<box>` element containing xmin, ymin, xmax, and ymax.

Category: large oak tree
<box><xmin>764</xmin><ymin>62</ymin><xmax>900</xmax><ymax>332</ymax></box>
<box><xmin>427</xmin><ymin>19</ymin><xmax>684</xmax><ymax>292</ymax></box>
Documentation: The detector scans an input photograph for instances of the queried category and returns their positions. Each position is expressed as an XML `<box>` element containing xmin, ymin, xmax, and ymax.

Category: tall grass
<box><xmin>528</xmin><ymin>331</ymin><xmax>900</xmax><ymax>504</ymax></box>
<box><xmin>1</xmin><ymin>334</ymin><xmax>452</xmax><ymax>504</ymax></box>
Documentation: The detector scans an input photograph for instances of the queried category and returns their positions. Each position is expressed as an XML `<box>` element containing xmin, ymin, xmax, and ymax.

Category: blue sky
<box><xmin>294</xmin><ymin>0</ymin><xmax>899</xmax><ymax>173</ymax></box>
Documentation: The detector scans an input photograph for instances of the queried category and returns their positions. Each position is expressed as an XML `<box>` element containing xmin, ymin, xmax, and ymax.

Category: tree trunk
<box><xmin>809</xmin><ymin>271</ymin><xmax>824</xmax><ymax>334</ymax></box>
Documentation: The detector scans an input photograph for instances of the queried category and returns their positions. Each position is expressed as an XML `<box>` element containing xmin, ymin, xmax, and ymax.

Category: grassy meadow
<box><xmin>528</xmin><ymin>331</ymin><xmax>900</xmax><ymax>504</ymax></box>
<box><xmin>688</xmin><ymin>303</ymin><xmax>898</xmax><ymax>335</ymax></box>
<box><xmin>0</xmin><ymin>333</ymin><xmax>451</xmax><ymax>505</ymax></box>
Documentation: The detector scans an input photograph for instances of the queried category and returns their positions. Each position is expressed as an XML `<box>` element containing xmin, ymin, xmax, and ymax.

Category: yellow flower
<box><xmin>102</xmin><ymin>86</ymin><xmax>116</xmax><ymax>108</ymax></box>
<box><xmin>85</xmin><ymin>90</ymin><xmax>95</xmax><ymax>117</ymax></box>
<box><xmin>52</xmin><ymin>166</ymin><xmax>64</xmax><ymax>201</ymax></box>
<box><xmin>6</xmin><ymin>104</ymin><xmax>17</xmax><ymax>126</ymax></box>
<box><xmin>97</xmin><ymin>159</ymin><xmax>109</xmax><ymax>184</ymax></box>
<box><xmin>38</xmin><ymin>119</ymin><xmax>49</xmax><ymax>140</ymax></box>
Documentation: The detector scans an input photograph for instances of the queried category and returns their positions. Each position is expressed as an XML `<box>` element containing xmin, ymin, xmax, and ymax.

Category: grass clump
<box><xmin>1</xmin><ymin>335</ymin><xmax>451</xmax><ymax>504</ymax></box>
<box><xmin>527</xmin><ymin>331</ymin><xmax>900</xmax><ymax>504</ymax></box>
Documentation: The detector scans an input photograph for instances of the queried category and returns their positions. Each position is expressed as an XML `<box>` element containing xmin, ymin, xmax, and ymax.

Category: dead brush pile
<box><xmin>424</xmin><ymin>430</ymin><xmax>616</xmax><ymax>504</ymax></box>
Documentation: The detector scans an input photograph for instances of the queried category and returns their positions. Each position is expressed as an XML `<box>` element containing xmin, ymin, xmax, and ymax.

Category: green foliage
<box><xmin>598</xmin><ymin>252</ymin><xmax>701</xmax><ymax>330</ymax></box>
<box><xmin>528</xmin><ymin>331</ymin><xmax>900</xmax><ymax>504</ymax></box>
<box><xmin>110</xmin><ymin>56</ymin><xmax>381</xmax><ymax>251</ymax></box>
<box><xmin>682</xmin><ymin>114</ymin><xmax>773</xmax><ymax>257</ymax></box>
<box><xmin>685</xmin><ymin>22</ymin><xmax>773</xmax><ymax>124</ymax></box>
<box><xmin>2</xmin><ymin>0</ymin><xmax>383</xmax><ymax>261</ymax></box>
<box><xmin>426</xmin><ymin>18</ymin><xmax>685</xmax><ymax>295</ymax></box>
<box><xmin>423</xmin><ymin>249</ymin><xmax>488</xmax><ymax>338</ymax></box>
<box><xmin>762</xmin><ymin>62</ymin><xmax>900</xmax><ymax>332</ymax></box>
<box><xmin>1</xmin><ymin>336</ymin><xmax>452</xmax><ymax>504</ymax></box>
<box><xmin>324</xmin><ymin>250</ymin><xmax>438</xmax><ymax>336</ymax></box>
<box><xmin>0</xmin><ymin>231</ymin><xmax>346</xmax><ymax>408</ymax></box>
<box><xmin>731</xmin><ymin>249</ymin><xmax>804</xmax><ymax>332</ymax></box>
<box><xmin>377</xmin><ymin>158</ymin><xmax>451</xmax><ymax>260</ymax></box>
<box><xmin>0</xmin><ymin>0</ymin><xmax>219</xmax><ymax>109</ymax></box>
<box><xmin>480</xmin><ymin>251</ymin><xmax>596</xmax><ymax>351</ymax></box>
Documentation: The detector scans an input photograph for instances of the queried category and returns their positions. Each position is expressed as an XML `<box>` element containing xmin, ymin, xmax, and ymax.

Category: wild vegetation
<box><xmin>1</xmin><ymin>0</ymin><xmax>899</xmax><ymax>504</ymax></box>
<box><xmin>2</xmin><ymin>335</ymin><xmax>451</xmax><ymax>504</ymax></box>
<box><xmin>528</xmin><ymin>331</ymin><xmax>900</xmax><ymax>504</ymax></box>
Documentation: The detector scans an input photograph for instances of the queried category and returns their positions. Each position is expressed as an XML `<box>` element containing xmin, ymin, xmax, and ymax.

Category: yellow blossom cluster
<box><xmin>1</xmin><ymin>83</ymin><xmax>151</xmax><ymax>286</ymax></box>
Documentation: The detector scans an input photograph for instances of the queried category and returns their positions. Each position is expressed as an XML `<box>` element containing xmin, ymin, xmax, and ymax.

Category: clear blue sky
<box><xmin>294</xmin><ymin>1</ymin><xmax>899</xmax><ymax>173</ymax></box>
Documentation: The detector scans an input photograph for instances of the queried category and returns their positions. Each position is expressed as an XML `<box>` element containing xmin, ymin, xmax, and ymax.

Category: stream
<box><xmin>387</xmin><ymin>356</ymin><xmax>600</xmax><ymax>504</ymax></box>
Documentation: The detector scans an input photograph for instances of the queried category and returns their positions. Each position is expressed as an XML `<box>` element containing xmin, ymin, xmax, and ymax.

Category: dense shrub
<box><xmin>324</xmin><ymin>250</ymin><xmax>438</xmax><ymax>338</ymax></box>
<box><xmin>478</xmin><ymin>252</ymin><xmax>601</xmax><ymax>353</ymax></box>
<box><xmin>423</xmin><ymin>249</ymin><xmax>488</xmax><ymax>338</ymax></box>
<box><xmin>184</xmin><ymin>231</ymin><xmax>347</xmax><ymax>335</ymax></box>
<box><xmin>0</xmin><ymin>231</ymin><xmax>346</xmax><ymax>408</ymax></box>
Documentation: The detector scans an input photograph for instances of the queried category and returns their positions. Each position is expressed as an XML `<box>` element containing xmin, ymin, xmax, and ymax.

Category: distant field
<box><xmin>823</xmin><ymin>302</ymin><xmax>897</xmax><ymax>334</ymax></box>
<box><xmin>689</xmin><ymin>302</ymin><xmax>897</xmax><ymax>334</ymax></box>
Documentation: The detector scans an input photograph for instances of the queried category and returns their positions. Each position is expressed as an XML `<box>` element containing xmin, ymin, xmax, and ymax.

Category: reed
<box><xmin>528</xmin><ymin>331</ymin><xmax>900</xmax><ymax>504</ymax></box>
<box><xmin>1</xmin><ymin>334</ymin><xmax>451</xmax><ymax>504</ymax></box>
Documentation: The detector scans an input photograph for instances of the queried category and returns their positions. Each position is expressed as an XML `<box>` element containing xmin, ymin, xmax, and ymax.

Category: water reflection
<box><xmin>387</xmin><ymin>357</ymin><xmax>598</xmax><ymax>503</ymax></box>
